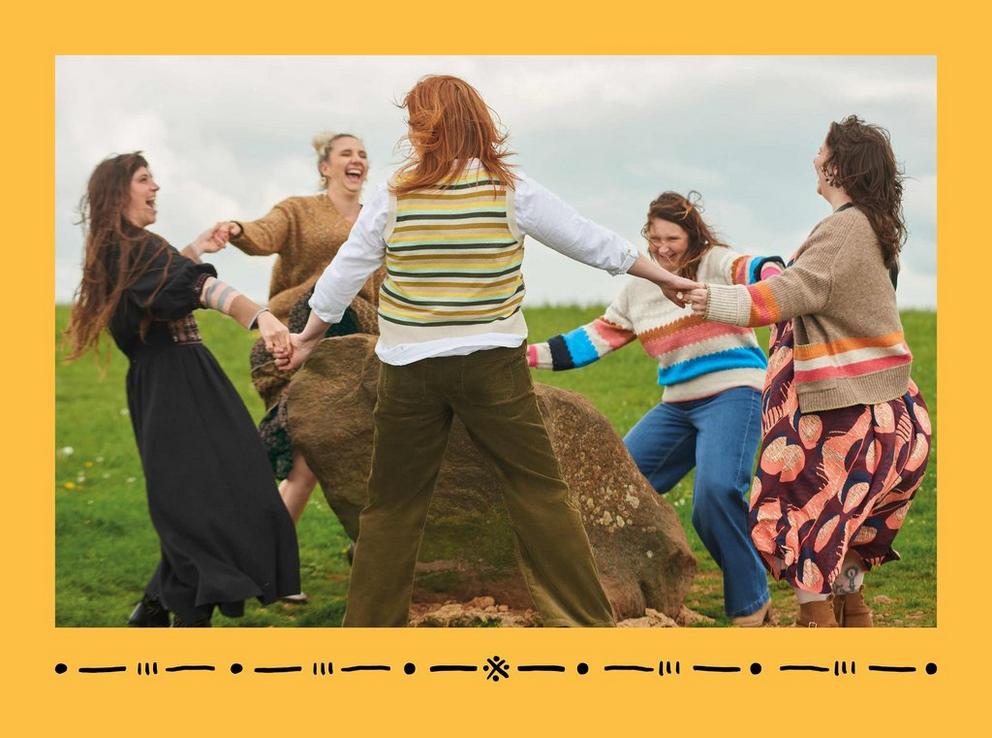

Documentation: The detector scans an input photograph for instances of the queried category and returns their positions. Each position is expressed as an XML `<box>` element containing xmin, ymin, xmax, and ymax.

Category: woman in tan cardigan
<box><xmin>688</xmin><ymin>116</ymin><xmax>932</xmax><ymax>627</ymax></box>
<box><xmin>217</xmin><ymin>134</ymin><xmax>385</xmax><ymax>581</ymax></box>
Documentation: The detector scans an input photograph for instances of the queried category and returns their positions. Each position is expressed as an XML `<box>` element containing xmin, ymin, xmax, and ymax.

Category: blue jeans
<box><xmin>623</xmin><ymin>386</ymin><xmax>770</xmax><ymax>618</ymax></box>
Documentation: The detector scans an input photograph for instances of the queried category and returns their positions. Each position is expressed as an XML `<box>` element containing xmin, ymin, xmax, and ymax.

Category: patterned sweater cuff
<box><xmin>705</xmin><ymin>283</ymin><xmax>750</xmax><ymax>326</ymax></box>
<box><xmin>528</xmin><ymin>343</ymin><xmax>552</xmax><ymax>369</ymax></box>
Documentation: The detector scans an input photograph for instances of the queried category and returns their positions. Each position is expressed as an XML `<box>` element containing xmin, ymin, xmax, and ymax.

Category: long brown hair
<box><xmin>641</xmin><ymin>191</ymin><xmax>728</xmax><ymax>281</ymax></box>
<box><xmin>64</xmin><ymin>152</ymin><xmax>170</xmax><ymax>360</ymax></box>
<box><xmin>392</xmin><ymin>75</ymin><xmax>516</xmax><ymax>194</ymax></box>
<box><xmin>823</xmin><ymin>115</ymin><xmax>906</xmax><ymax>269</ymax></box>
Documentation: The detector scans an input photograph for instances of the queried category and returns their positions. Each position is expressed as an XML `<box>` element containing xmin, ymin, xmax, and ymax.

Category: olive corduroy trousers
<box><xmin>341</xmin><ymin>345</ymin><xmax>616</xmax><ymax>627</ymax></box>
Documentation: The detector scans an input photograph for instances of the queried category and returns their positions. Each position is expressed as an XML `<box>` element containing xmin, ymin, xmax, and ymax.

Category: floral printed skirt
<box><xmin>749</xmin><ymin>319</ymin><xmax>932</xmax><ymax>593</ymax></box>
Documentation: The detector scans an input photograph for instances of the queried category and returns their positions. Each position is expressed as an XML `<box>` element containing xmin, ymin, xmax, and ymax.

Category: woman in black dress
<box><xmin>65</xmin><ymin>152</ymin><xmax>300</xmax><ymax>626</ymax></box>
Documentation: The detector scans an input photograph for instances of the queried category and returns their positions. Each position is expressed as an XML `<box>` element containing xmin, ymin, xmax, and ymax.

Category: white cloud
<box><xmin>54</xmin><ymin>56</ymin><xmax>936</xmax><ymax>308</ymax></box>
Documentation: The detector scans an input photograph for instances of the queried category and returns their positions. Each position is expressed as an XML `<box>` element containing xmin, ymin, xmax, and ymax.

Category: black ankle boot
<box><xmin>128</xmin><ymin>595</ymin><xmax>171</xmax><ymax>627</ymax></box>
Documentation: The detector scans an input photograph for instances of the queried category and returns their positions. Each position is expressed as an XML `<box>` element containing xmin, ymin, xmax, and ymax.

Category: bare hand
<box><xmin>659</xmin><ymin>274</ymin><xmax>703</xmax><ymax>308</ymax></box>
<box><xmin>191</xmin><ymin>222</ymin><xmax>230</xmax><ymax>256</ymax></box>
<box><xmin>275</xmin><ymin>333</ymin><xmax>317</xmax><ymax>372</ymax></box>
<box><xmin>687</xmin><ymin>287</ymin><xmax>709</xmax><ymax>317</ymax></box>
<box><xmin>257</xmin><ymin>312</ymin><xmax>291</xmax><ymax>355</ymax></box>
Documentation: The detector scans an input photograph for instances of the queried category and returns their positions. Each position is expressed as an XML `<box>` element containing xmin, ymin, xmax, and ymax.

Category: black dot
<box><xmin>925</xmin><ymin>662</ymin><xmax>937</xmax><ymax>675</ymax></box>
<box><xmin>230</xmin><ymin>663</ymin><xmax>243</xmax><ymax>674</ymax></box>
<box><xmin>55</xmin><ymin>663</ymin><xmax>68</xmax><ymax>674</ymax></box>
<box><xmin>577</xmin><ymin>662</ymin><xmax>589</xmax><ymax>675</ymax></box>
<box><xmin>750</xmin><ymin>662</ymin><xmax>762</xmax><ymax>675</ymax></box>
<box><xmin>404</xmin><ymin>662</ymin><xmax>416</xmax><ymax>675</ymax></box>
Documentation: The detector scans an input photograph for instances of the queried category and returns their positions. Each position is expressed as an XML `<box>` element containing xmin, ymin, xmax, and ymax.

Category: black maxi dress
<box><xmin>108</xmin><ymin>235</ymin><xmax>300</xmax><ymax>623</ymax></box>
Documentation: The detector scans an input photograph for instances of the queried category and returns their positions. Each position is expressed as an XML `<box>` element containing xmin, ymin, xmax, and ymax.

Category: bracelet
<box><xmin>248</xmin><ymin>307</ymin><xmax>270</xmax><ymax>330</ymax></box>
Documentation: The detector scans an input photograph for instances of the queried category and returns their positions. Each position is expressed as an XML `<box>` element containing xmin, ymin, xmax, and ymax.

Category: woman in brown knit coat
<box><xmin>216</xmin><ymin>133</ymin><xmax>385</xmax><ymax>550</ymax></box>
<box><xmin>689</xmin><ymin>117</ymin><xmax>931</xmax><ymax>627</ymax></box>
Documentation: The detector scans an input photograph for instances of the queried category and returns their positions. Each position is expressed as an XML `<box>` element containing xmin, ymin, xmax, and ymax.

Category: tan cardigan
<box><xmin>232</xmin><ymin>194</ymin><xmax>383</xmax><ymax>323</ymax></box>
<box><xmin>705</xmin><ymin>205</ymin><xmax>912</xmax><ymax>412</ymax></box>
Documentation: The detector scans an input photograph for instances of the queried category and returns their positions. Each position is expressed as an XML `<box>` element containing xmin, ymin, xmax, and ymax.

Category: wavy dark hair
<box><xmin>822</xmin><ymin>115</ymin><xmax>906</xmax><ymax>269</ymax></box>
<box><xmin>641</xmin><ymin>191</ymin><xmax>728</xmax><ymax>281</ymax></box>
<box><xmin>64</xmin><ymin>152</ymin><xmax>171</xmax><ymax>361</ymax></box>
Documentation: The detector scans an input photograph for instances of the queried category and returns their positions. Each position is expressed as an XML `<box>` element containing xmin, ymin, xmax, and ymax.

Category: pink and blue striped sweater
<box><xmin>528</xmin><ymin>248</ymin><xmax>784</xmax><ymax>402</ymax></box>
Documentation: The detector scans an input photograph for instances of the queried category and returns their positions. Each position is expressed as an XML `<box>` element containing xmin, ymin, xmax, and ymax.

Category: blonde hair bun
<box><xmin>312</xmin><ymin>131</ymin><xmax>339</xmax><ymax>157</ymax></box>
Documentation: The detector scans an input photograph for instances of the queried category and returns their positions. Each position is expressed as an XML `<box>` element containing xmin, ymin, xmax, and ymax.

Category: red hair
<box><xmin>393</xmin><ymin>75</ymin><xmax>516</xmax><ymax>194</ymax></box>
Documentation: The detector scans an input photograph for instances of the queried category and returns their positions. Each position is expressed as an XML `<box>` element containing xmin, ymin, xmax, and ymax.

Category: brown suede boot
<box><xmin>796</xmin><ymin>596</ymin><xmax>839</xmax><ymax>627</ymax></box>
<box><xmin>833</xmin><ymin>587</ymin><xmax>873</xmax><ymax>627</ymax></box>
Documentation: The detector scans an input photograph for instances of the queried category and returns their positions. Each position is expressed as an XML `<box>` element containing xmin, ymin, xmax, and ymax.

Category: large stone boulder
<box><xmin>287</xmin><ymin>335</ymin><xmax>696</xmax><ymax>621</ymax></box>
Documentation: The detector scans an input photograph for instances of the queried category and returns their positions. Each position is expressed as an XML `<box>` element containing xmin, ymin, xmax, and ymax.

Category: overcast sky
<box><xmin>55</xmin><ymin>56</ymin><xmax>936</xmax><ymax>308</ymax></box>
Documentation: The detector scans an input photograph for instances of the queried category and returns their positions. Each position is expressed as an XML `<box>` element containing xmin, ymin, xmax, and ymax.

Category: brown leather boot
<box><xmin>796</xmin><ymin>596</ymin><xmax>839</xmax><ymax>627</ymax></box>
<box><xmin>833</xmin><ymin>587</ymin><xmax>873</xmax><ymax>627</ymax></box>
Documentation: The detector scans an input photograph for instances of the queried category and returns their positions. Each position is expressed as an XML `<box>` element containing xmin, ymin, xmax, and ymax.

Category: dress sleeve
<box><xmin>528</xmin><ymin>283</ymin><xmax>637</xmax><ymax>370</ymax></box>
<box><xmin>127</xmin><ymin>240</ymin><xmax>218</xmax><ymax>321</ymax></box>
<box><xmin>231</xmin><ymin>201</ymin><xmax>293</xmax><ymax>256</ymax></box>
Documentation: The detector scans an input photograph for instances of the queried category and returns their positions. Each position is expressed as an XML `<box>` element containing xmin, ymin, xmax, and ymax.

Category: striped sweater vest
<box><xmin>377</xmin><ymin>163</ymin><xmax>528</xmax><ymax>347</ymax></box>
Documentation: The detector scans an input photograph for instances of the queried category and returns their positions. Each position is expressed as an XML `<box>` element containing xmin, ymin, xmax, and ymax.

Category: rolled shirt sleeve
<box><xmin>513</xmin><ymin>172</ymin><xmax>637</xmax><ymax>276</ymax></box>
<box><xmin>308</xmin><ymin>184</ymin><xmax>390</xmax><ymax>324</ymax></box>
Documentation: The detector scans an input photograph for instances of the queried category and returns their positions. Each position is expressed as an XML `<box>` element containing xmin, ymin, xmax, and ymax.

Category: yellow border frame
<box><xmin>5</xmin><ymin>0</ymin><xmax>986</xmax><ymax>731</ymax></box>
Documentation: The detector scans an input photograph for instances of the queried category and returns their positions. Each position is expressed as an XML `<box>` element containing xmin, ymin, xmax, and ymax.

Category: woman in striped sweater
<box><xmin>688</xmin><ymin>116</ymin><xmax>932</xmax><ymax>627</ymax></box>
<box><xmin>277</xmin><ymin>75</ymin><xmax>699</xmax><ymax>627</ymax></box>
<box><xmin>530</xmin><ymin>191</ymin><xmax>782</xmax><ymax>626</ymax></box>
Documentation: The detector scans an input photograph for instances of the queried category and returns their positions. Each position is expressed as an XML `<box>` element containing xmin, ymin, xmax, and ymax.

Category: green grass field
<box><xmin>55</xmin><ymin>306</ymin><xmax>936</xmax><ymax>627</ymax></box>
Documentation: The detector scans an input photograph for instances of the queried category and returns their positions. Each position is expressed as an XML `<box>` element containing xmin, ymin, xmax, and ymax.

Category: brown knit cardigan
<box><xmin>705</xmin><ymin>205</ymin><xmax>913</xmax><ymax>413</ymax></box>
<box><xmin>232</xmin><ymin>194</ymin><xmax>384</xmax><ymax>325</ymax></box>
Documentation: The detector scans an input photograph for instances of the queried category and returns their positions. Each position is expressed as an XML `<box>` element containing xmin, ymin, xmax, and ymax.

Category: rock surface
<box><xmin>288</xmin><ymin>334</ymin><xmax>696</xmax><ymax>621</ymax></box>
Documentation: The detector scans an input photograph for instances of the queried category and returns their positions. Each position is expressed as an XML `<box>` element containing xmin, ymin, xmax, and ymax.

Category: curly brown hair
<box><xmin>64</xmin><ymin>152</ymin><xmax>171</xmax><ymax>361</ymax></box>
<box><xmin>641</xmin><ymin>190</ymin><xmax>728</xmax><ymax>281</ymax></box>
<box><xmin>823</xmin><ymin>115</ymin><xmax>906</xmax><ymax>269</ymax></box>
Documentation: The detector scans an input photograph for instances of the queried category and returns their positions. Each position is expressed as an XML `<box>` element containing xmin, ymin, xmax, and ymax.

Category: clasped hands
<box><xmin>658</xmin><ymin>275</ymin><xmax>711</xmax><ymax>317</ymax></box>
<box><xmin>190</xmin><ymin>222</ymin><xmax>240</xmax><ymax>257</ymax></box>
<box><xmin>272</xmin><ymin>333</ymin><xmax>319</xmax><ymax>373</ymax></box>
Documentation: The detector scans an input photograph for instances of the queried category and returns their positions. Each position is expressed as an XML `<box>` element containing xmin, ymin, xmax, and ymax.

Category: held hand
<box><xmin>687</xmin><ymin>287</ymin><xmax>709</xmax><ymax>317</ymax></box>
<box><xmin>276</xmin><ymin>333</ymin><xmax>317</xmax><ymax>372</ymax></box>
<box><xmin>257</xmin><ymin>312</ymin><xmax>291</xmax><ymax>355</ymax></box>
<box><xmin>191</xmin><ymin>222</ymin><xmax>229</xmax><ymax>256</ymax></box>
<box><xmin>658</xmin><ymin>274</ymin><xmax>703</xmax><ymax>309</ymax></box>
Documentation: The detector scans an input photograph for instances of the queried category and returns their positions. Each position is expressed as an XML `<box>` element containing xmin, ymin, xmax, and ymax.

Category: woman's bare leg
<box><xmin>279</xmin><ymin>449</ymin><xmax>318</xmax><ymax>524</ymax></box>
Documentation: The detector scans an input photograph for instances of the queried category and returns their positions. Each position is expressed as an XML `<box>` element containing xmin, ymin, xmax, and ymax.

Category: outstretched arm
<box><xmin>514</xmin><ymin>174</ymin><xmax>699</xmax><ymax>306</ymax></box>
<box><xmin>529</xmin><ymin>285</ymin><xmax>637</xmax><ymax>370</ymax></box>
<box><xmin>182</xmin><ymin>222</ymin><xmax>232</xmax><ymax>263</ymax></box>
<box><xmin>226</xmin><ymin>204</ymin><xmax>292</xmax><ymax>256</ymax></box>
<box><xmin>199</xmin><ymin>277</ymin><xmax>289</xmax><ymax>354</ymax></box>
<box><xmin>689</xmin><ymin>220</ymin><xmax>843</xmax><ymax>326</ymax></box>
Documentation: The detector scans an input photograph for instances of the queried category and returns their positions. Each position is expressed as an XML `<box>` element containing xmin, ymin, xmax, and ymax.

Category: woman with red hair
<box><xmin>279</xmin><ymin>75</ymin><xmax>698</xmax><ymax>627</ymax></box>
